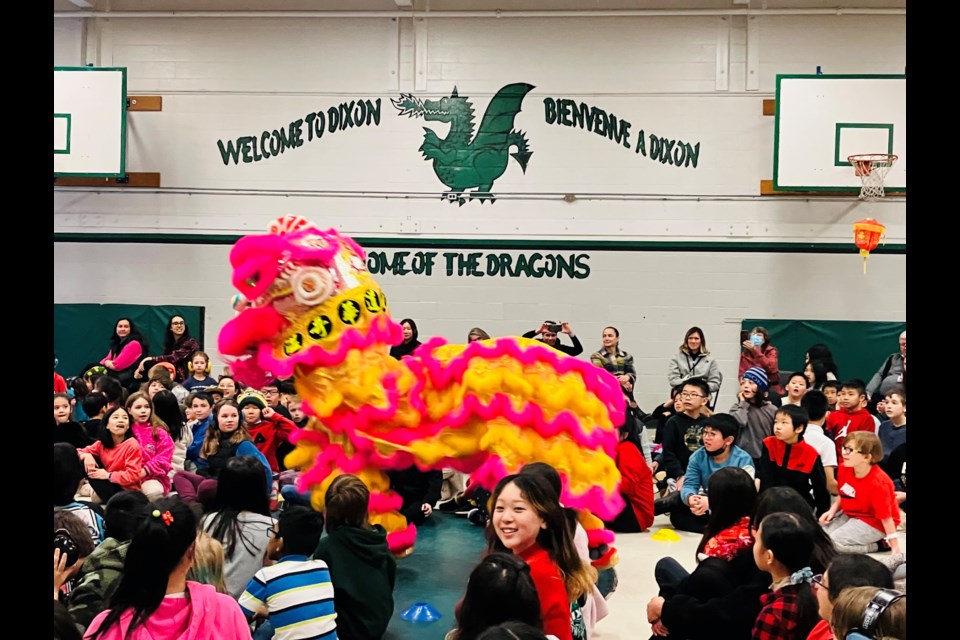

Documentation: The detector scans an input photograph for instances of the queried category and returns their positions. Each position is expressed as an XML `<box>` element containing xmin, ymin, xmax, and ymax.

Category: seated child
<box><xmin>819</xmin><ymin>431</ymin><xmax>901</xmax><ymax>557</ymax></box>
<box><xmin>877</xmin><ymin>387</ymin><xmax>906</xmax><ymax>481</ymax></box>
<box><xmin>824</xmin><ymin>380</ymin><xmax>875</xmax><ymax>460</ymax></box>
<box><xmin>821</xmin><ymin>381</ymin><xmax>841</xmax><ymax>414</ymax></box>
<box><xmin>313</xmin><ymin>474</ymin><xmax>396</xmax><ymax>640</ymax></box>
<box><xmin>757</xmin><ymin>405</ymin><xmax>831</xmax><ymax>516</ymax></box>
<box><xmin>240</xmin><ymin>506</ymin><xmax>336</xmax><ymax>640</ymax></box>
<box><xmin>830</xmin><ymin>586</ymin><xmax>905</xmax><ymax>640</ymax></box>
<box><xmin>237</xmin><ymin>389</ymin><xmax>297</xmax><ymax>474</ymax></box>
<box><xmin>752</xmin><ymin>512</ymin><xmax>821</xmax><ymax>640</ymax></box>
<box><xmin>180</xmin><ymin>351</ymin><xmax>218</xmax><ymax>393</ymax></box>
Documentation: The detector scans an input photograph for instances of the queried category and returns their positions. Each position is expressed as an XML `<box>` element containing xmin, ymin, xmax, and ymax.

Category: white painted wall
<box><xmin>54</xmin><ymin>18</ymin><xmax>83</xmax><ymax>66</ymax></box>
<box><xmin>53</xmin><ymin>13</ymin><xmax>907</xmax><ymax>410</ymax></box>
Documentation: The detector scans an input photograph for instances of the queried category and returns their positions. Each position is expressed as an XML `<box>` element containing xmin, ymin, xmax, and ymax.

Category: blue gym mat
<box><xmin>384</xmin><ymin>512</ymin><xmax>488</xmax><ymax>640</ymax></box>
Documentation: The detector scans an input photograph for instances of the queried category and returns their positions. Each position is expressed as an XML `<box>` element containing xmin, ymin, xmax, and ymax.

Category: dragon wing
<box><xmin>470</xmin><ymin>83</ymin><xmax>535</xmax><ymax>147</ymax></box>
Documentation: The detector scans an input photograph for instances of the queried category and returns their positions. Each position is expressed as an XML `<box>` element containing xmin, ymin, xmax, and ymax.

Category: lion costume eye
<box><xmin>290</xmin><ymin>267</ymin><xmax>334</xmax><ymax>306</ymax></box>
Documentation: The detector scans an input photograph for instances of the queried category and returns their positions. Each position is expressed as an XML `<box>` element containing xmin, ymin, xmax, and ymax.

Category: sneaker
<box><xmin>654</xmin><ymin>471</ymin><xmax>669</xmax><ymax>498</ymax></box>
<box><xmin>876</xmin><ymin>538</ymin><xmax>892</xmax><ymax>552</ymax></box>
<box><xmin>467</xmin><ymin>508</ymin><xmax>488</xmax><ymax>526</ymax></box>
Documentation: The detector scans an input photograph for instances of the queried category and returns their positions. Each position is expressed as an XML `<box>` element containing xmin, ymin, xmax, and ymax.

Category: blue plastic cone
<box><xmin>400</xmin><ymin>601</ymin><xmax>442</xmax><ymax>623</ymax></box>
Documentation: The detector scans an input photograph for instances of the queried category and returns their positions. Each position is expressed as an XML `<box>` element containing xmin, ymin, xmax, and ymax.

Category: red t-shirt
<box><xmin>518</xmin><ymin>543</ymin><xmax>572</xmax><ymax>640</ymax></box>
<box><xmin>826</xmin><ymin>408</ymin><xmax>875</xmax><ymax>459</ymax></box>
<box><xmin>836</xmin><ymin>464</ymin><xmax>900</xmax><ymax>533</ymax></box>
<box><xmin>806</xmin><ymin>619</ymin><xmax>834</xmax><ymax>640</ymax></box>
<box><xmin>615</xmin><ymin>440</ymin><xmax>654</xmax><ymax>531</ymax></box>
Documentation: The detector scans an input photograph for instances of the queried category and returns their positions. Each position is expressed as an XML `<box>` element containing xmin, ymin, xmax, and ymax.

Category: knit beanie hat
<box><xmin>237</xmin><ymin>389</ymin><xmax>267</xmax><ymax>411</ymax></box>
<box><xmin>742</xmin><ymin>367</ymin><xmax>769</xmax><ymax>392</ymax></box>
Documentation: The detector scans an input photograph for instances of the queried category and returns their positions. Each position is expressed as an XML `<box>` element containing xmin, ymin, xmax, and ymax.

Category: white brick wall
<box><xmin>53</xmin><ymin>13</ymin><xmax>906</xmax><ymax>409</ymax></box>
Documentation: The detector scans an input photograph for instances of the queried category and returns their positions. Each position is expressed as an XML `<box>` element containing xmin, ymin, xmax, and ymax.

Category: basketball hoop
<box><xmin>848</xmin><ymin>154</ymin><xmax>898</xmax><ymax>200</ymax></box>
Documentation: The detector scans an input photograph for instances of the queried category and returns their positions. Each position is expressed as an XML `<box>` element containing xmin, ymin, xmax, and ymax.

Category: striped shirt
<box><xmin>239</xmin><ymin>555</ymin><xmax>338</xmax><ymax>640</ymax></box>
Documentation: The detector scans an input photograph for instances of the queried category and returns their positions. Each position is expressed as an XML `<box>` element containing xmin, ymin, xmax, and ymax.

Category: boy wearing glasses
<box><xmin>659</xmin><ymin>378</ymin><xmax>712</xmax><ymax>497</ymax></box>
<box><xmin>819</xmin><ymin>431</ymin><xmax>902</xmax><ymax>557</ymax></box>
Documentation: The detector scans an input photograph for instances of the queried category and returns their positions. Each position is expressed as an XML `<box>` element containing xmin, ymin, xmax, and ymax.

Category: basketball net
<box><xmin>848</xmin><ymin>154</ymin><xmax>898</xmax><ymax>200</ymax></box>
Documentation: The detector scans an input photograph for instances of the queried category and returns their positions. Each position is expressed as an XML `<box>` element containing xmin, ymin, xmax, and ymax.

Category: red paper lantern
<box><xmin>852</xmin><ymin>218</ymin><xmax>886</xmax><ymax>274</ymax></box>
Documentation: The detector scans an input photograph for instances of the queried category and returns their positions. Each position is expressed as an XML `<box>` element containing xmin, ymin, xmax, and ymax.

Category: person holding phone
<box><xmin>522</xmin><ymin>320</ymin><xmax>584</xmax><ymax>357</ymax></box>
<box><xmin>738</xmin><ymin>326</ymin><xmax>783</xmax><ymax>396</ymax></box>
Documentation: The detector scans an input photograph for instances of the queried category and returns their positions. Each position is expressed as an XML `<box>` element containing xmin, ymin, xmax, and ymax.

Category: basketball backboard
<box><xmin>54</xmin><ymin>67</ymin><xmax>127</xmax><ymax>177</ymax></box>
<box><xmin>773</xmin><ymin>74</ymin><xmax>905</xmax><ymax>193</ymax></box>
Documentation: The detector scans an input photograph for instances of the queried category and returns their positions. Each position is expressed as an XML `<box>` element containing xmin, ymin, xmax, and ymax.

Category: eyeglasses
<box><xmin>170</xmin><ymin>321</ymin><xmax>185</xmax><ymax>326</ymax></box>
<box><xmin>841</xmin><ymin>446</ymin><xmax>864</xmax><ymax>455</ymax></box>
<box><xmin>680</xmin><ymin>392</ymin><xmax>705</xmax><ymax>399</ymax></box>
<box><xmin>811</xmin><ymin>574</ymin><xmax>827</xmax><ymax>591</ymax></box>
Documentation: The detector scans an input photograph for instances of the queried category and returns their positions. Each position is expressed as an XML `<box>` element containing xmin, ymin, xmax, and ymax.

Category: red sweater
<box><xmin>806</xmin><ymin>619</ymin><xmax>834</xmax><ymax>640</ymax></box>
<box><xmin>826</xmin><ymin>408</ymin><xmax>875</xmax><ymax>459</ymax></box>
<box><xmin>78</xmin><ymin>438</ymin><xmax>143</xmax><ymax>490</ymax></box>
<box><xmin>246</xmin><ymin>413</ymin><xmax>297</xmax><ymax>472</ymax></box>
<box><xmin>836</xmin><ymin>464</ymin><xmax>900</xmax><ymax>533</ymax></box>
<box><xmin>615</xmin><ymin>440</ymin><xmax>654</xmax><ymax>532</ymax></box>
<box><xmin>518</xmin><ymin>543</ymin><xmax>572</xmax><ymax>640</ymax></box>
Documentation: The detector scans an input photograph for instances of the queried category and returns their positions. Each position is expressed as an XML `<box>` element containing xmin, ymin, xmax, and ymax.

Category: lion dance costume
<box><xmin>219</xmin><ymin>216</ymin><xmax>625</xmax><ymax>561</ymax></box>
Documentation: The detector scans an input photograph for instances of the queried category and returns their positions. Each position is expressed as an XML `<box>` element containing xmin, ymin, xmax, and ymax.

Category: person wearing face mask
<box><xmin>738</xmin><ymin>326</ymin><xmax>783</xmax><ymax>397</ymax></box>
<box><xmin>658</xmin><ymin>413</ymin><xmax>755</xmax><ymax>533</ymax></box>
<box><xmin>522</xmin><ymin>320</ymin><xmax>584</xmax><ymax>357</ymax></box>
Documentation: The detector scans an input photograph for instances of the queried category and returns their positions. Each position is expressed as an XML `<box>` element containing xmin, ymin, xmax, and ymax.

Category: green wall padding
<box><xmin>741</xmin><ymin>319</ymin><xmax>905</xmax><ymax>384</ymax></box>
<box><xmin>54</xmin><ymin>304</ymin><xmax>205</xmax><ymax>379</ymax></box>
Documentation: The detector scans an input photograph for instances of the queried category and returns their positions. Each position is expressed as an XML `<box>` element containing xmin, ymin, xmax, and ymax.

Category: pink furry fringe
<box><xmin>387</xmin><ymin>524</ymin><xmax>417</xmax><ymax>553</ymax></box>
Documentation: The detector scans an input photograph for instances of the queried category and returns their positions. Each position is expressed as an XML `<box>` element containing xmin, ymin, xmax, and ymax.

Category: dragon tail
<box><xmin>508</xmin><ymin>130</ymin><xmax>533</xmax><ymax>173</ymax></box>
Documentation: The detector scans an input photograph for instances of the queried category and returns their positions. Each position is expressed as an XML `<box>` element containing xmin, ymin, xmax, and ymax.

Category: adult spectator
<box><xmin>390</xmin><ymin>318</ymin><xmax>422</xmax><ymax>359</ymax></box>
<box><xmin>100</xmin><ymin>318</ymin><xmax>149</xmax><ymax>390</ymax></box>
<box><xmin>865</xmin><ymin>330</ymin><xmax>906</xmax><ymax>404</ymax></box>
<box><xmin>135</xmin><ymin>315</ymin><xmax>201</xmax><ymax>384</ymax></box>
<box><xmin>522</xmin><ymin>320</ymin><xmax>583</xmax><ymax>357</ymax></box>
<box><xmin>738</xmin><ymin>326</ymin><xmax>782</xmax><ymax>396</ymax></box>
<box><xmin>667</xmin><ymin>326</ymin><xmax>722</xmax><ymax>398</ymax></box>
<box><xmin>467</xmin><ymin>327</ymin><xmax>491</xmax><ymax>343</ymax></box>
<box><xmin>590</xmin><ymin>326</ymin><xmax>637</xmax><ymax>407</ymax></box>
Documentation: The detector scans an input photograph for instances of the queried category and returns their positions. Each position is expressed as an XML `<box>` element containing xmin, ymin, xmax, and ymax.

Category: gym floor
<box><xmin>386</xmin><ymin>512</ymin><xmax>907</xmax><ymax>640</ymax></box>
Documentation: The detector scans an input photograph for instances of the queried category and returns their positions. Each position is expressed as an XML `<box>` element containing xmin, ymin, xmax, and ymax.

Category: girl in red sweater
<box><xmin>77</xmin><ymin>405</ymin><xmax>143</xmax><ymax>503</ymax></box>
<box><xmin>488</xmin><ymin>474</ymin><xmax>596</xmax><ymax>640</ymax></box>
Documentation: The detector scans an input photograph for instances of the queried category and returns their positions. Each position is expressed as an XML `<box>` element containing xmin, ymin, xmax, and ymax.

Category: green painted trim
<box><xmin>53</xmin><ymin>67</ymin><xmax>127</xmax><ymax>178</ymax></box>
<box><xmin>54</xmin><ymin>113</ymin><xmax>71</xmax><ymax>154</ymax></box>
<box><xmin>53</xmin><ymin>233</ymin><xmax>906</xmax><ymax>254</ymax></box>
<box><xmin>120</xmin><ymin>67</ymin><xmax>127</xmax><ymax>176</ymax></box>
<box><xmin>773</xmin><ymin>74</ymin><xmax>906</xmax><ymax>192</ymax></box>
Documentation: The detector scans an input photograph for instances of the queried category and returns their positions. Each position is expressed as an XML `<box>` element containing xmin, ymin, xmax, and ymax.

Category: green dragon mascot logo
<box><xmin>392</xmin><ymin>83</ymin><xmax>534</xmax><ymax>206</ymax></box>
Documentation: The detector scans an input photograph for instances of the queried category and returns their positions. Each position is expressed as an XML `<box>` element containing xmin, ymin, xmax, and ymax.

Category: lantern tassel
<box><xmin>860</xmin><ymin>249</ymin><xmax>869</xmax><ymax>275</ymax></box>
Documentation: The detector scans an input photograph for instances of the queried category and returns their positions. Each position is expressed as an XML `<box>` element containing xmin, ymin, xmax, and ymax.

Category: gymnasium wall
<box><xmin>53</xmin><ymin>12</ymin><xmax>907</xmax><ymax>410</ymax></box>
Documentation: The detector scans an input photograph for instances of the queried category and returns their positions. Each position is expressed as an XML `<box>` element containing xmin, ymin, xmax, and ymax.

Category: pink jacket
<box><xmin>131</xmin><ymin>423</ymin><xmax>175</xmax><ymax>493</ymax></box>
<box><xmin>84</xmin><ymin>581</ymin><xmax>252</xmax><ymax>640</ymax></box>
